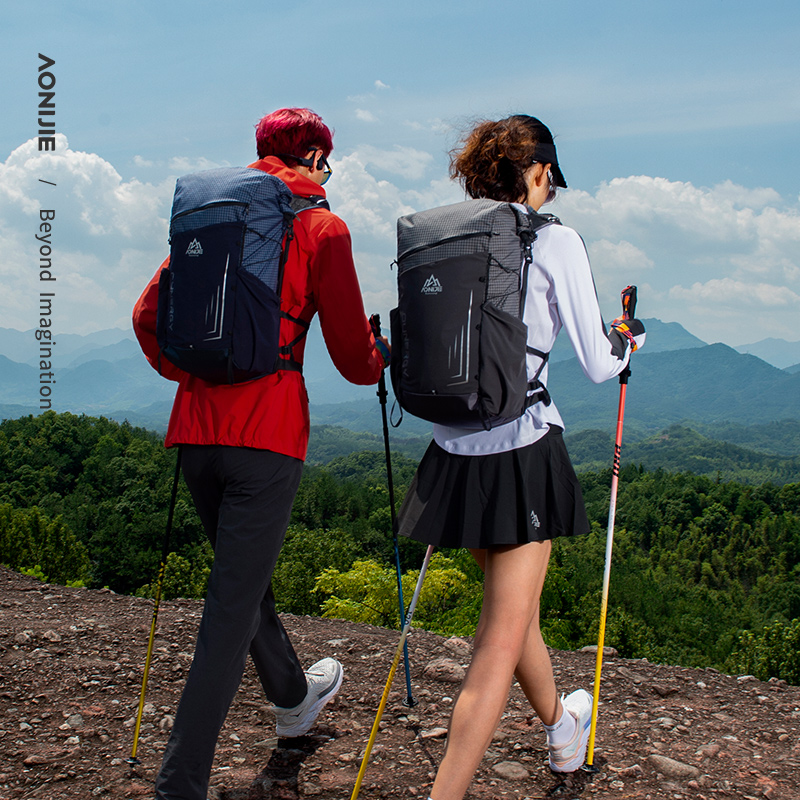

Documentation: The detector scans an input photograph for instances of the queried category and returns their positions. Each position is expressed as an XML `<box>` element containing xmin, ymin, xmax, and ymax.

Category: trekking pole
<box><xmin>128</xmin><ymin>445</ymin><xmax>182</xmax><ymax>767</ymax></box>
<box><xmin>369</xmin><ymin>313</ymin><xmax>416</xmax><ymax>708</ymax></box>
<box><xmin>584</xmin><ymin>286</ymin><xmax>637</xmax><ymax>771</ymax></box>
<box><xmin>351</xmin><ymin>544</ymin><xmax>434</xmax><ymax>800</ymax></box>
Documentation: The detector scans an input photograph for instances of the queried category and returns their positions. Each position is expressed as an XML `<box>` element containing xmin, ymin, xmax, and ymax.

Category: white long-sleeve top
<box><xmin>433</xmin><ymin>220</ymin><xmax>631</xmax><ymax>455</ymax></box>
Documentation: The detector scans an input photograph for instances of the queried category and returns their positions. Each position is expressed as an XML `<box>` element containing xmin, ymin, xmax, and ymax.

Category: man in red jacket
<box><xmin>133</xmin><ymin>108</ymin><xmax>388</xmax><ymax>800</ymax></box>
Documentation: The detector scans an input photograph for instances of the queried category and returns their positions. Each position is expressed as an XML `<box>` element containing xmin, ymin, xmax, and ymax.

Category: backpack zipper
<box><xmin>398</xmin><ymin>230</ymin><xmax>490</xmax><ymax>263</ymax></box>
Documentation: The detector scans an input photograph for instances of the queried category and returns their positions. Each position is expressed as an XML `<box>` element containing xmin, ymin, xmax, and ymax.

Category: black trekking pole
<box><xmin>369</xmin><ymin>314</ymin><xmax>416</xmax><ymax>708</ymax></box>
<box><xmin>584</xmin><ymin>286</ymin><xmax>637</xmax><ymax>771</ymax></box>
<box><xmin>128</xmin><ymin>445</ymin><xmax>182</xmax><ymax>767</ymax></box>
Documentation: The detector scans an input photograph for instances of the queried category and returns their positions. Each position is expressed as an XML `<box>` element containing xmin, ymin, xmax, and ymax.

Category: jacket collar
<box><xmin>248</xmin><ymin>156</ymin><xmax>327</xmax><ymax>199</ymax></box>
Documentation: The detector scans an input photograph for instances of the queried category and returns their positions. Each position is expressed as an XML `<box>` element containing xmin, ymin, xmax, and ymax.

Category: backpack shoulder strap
<box><xmin>291</xmin><ymin>194</ymin><xmax>331</xmax><ymax>213</ymax></box>
<box><xmin>274</xmin><ymin>194</ymin><xmax>331</xmax><ymax>372</ymax></box>
<box><xmin>517</xmin><ymin>208</ymin><xmax>560</xmax><ymax>407</ymax></box>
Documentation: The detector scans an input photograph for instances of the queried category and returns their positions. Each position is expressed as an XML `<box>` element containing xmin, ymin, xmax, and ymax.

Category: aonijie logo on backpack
<box><xmin>420</xmin><ymin>275</ymin><xmax>443</xmax><ymax>294</ymax></box>
<box><xmin>156</xmin><ymin>166</ymin><xmax>323</xmax><ymax>384</ymax></box>
<box><xmin>390</xmin><ymin>198</ymin><xmax>558</xmax><ymax>429</ymax></box>
<box><xmin>185</xmin><ymin>238</ymin><xmax>204</xmax><ymax>257</ymax></box>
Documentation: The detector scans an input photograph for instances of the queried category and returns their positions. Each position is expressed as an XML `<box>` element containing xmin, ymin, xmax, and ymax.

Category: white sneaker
<box><xmin>273</xmin><ymin>658</ymin><xmax>343</xmax><ymax>737</ymax></box>
<box><xmin>548</xmin><ymin>689</ymin><xmax>592</xmax><ymax>772</ymax></box>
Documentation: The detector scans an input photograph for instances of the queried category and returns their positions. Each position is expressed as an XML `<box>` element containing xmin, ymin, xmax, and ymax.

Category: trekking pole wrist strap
<box><xmin>374</xmin><ymin>337</ymin><xmax>390</xmax><ymax>368</ymax></box>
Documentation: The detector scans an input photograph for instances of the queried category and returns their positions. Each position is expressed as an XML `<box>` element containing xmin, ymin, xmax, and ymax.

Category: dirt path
<box><xmin>1</xmin><ymin>567</ymin><xmax>798</xmax><ymax>799</ymax></box>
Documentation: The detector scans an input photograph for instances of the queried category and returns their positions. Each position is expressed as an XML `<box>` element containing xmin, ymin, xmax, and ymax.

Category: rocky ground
<box><xmin>1</xmin><ymin>566</ymin><xmax>799</xmax><ymax>800</ymax></box>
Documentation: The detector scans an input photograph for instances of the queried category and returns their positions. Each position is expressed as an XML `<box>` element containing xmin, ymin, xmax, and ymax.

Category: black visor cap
<box><xmin>508</xmin><ymin>115</ymin><xmax>567</xmax><ymax>189</ymax></box>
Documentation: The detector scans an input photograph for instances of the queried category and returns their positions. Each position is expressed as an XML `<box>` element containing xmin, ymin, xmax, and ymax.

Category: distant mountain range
<box><xmin>1</xmin><ymin>320</ymin><xmax>798</xmax><ymax>461</ymax></box>
<box><xmin>734</xmin><ymin>337</ymin><xmax>800</xmax><ymax>370</ymax></box>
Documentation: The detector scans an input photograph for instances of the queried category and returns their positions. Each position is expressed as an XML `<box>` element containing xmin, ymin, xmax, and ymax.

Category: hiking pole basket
<box><xmin>370</xmin><ymin>313</ymin><xmax>416</xmax><ymax>707</ymax></box>
<box><xmin>584</xmin><ymin>286</ymin><xmax>637</xmax><ymax>771</ymax></box>
<box><xmin>128</xmin><ymin>445</ymin><xmax>182</xmax><ymax>766</ymax></box>
<box><xmin>351</xmin><ymin>544</ymin><xmax>434</xmax><ymax>800</ymax></box>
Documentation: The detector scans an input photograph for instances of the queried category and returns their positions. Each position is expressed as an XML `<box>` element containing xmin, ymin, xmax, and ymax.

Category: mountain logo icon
<box><xmin>185</xmin><ymin>238</ymin><xmax>204</xmax><ymax>257</ymax></box>
<box><xmin>421</xmin><ymin>274</ymin><xmax>442</xmax><ymax>294</ymax></box>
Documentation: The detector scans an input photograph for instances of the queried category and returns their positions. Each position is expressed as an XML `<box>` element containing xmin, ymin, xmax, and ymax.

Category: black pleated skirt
<box><xmin>396</xmin><ymin>427</ymin><xmax>590</xmax><ymax>549</ymax></box>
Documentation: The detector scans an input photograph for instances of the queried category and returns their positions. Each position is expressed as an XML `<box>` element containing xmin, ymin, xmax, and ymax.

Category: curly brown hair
<box><xmin>450</xmin><ymin>115</ymin><xmax>551</xmax><ymax>203</ymax></box>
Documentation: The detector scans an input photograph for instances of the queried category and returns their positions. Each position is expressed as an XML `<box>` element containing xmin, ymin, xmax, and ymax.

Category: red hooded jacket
<box><xmin>132</xmin><ymin>157</ymin><xmax>384</xmax><ymax>461</ymax></box>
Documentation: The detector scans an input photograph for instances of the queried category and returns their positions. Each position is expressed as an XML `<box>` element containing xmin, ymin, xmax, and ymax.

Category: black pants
<box><xmin>155</xmin><ymin>445</ymin><xmax>306</xmax><ymax>800</ymax></box>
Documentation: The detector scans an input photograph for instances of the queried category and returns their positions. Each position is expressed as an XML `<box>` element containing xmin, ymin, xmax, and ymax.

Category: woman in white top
<box><xmin>396</xmin><ymin>114</ymin><xmax>645</xmax><ymax>799</ymax></box>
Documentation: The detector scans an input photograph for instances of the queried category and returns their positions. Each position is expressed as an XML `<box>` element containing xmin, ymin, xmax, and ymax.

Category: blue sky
<box><xmin>1</xmin><ymin>0</ymin><xmax>798</xmax><ymax>348</ymax></box>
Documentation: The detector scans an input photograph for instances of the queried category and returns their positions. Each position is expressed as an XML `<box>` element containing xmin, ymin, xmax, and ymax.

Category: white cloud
<box><xmin>587</xmin><ymin>239</ymin><xmax>654</xmax><ymax>295</ymax></box>
<box><xmin>326</xmin><ymin>150</ymin><xmax>461</xmax><ymax>240</ymax></box>
<box><xmin>324</xmin><ymin>159</ymin><xmax>800</xmax><ymax>342</ymax></box>
<box><xmin>374</xmin><ymin>80</ymin><xmax>390</xmax><ymax>90</ymax></box>
<box><xmin>168</xmin><ymin>156</ymin><xmax>230</xmax><ymax>173</ymax></box>
<box><xmin>326</xmin><ymin>153</ymin><xmax>417</xmax><ymax>240</ymax></box>
<box><xmin>355</xmin><ymin>109</ymin><xmax>379</xmax><ymax>123</ymax></box>
<box><xmin>2</xmin><ymin>137</ymin><xmax>797</xmax><ymax>347</ymax></box>
<box><xmin>0</xmin><ymin>136</ymin><xmax>172</xmax><ymax>335</ymax></box>
<box><xmin>403</xmin><ymin>117</ymin><xmax>450</xmax><ymax>135</ymax></box>
<box><xmin>348</xmin><ymin>145</ymin><xmax>434</xmax><ymax>181</ymax></box>
<box><xmin>555</xmin><ymin>175</ymin><xmax>800</xmax><ymax>338</ymax></box>
<box><xmin>670</xmin><ymin>278</ymin><xmax>800</xmax><ymax>309</ymax></box>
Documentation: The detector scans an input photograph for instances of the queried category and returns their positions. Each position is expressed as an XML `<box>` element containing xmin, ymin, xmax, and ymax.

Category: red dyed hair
<box><xmin>255</xmin><ymin>108</ymin><xmax>334</xmax><ymax>161</ymax></box>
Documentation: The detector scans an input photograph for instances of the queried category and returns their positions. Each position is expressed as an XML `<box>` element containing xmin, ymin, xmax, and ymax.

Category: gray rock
<box><xmin>66</xmin><ymin>713</ymin><xmax>84</xmax><ymax>729</ymax></box>
<box><xmin>617</xmin><ymin>763</ymin><xmax>644</xmax><ymax>778</ymax></box>
<box><xmin>492</xmin><ymin>761</ymin><xmax>529</xmax><ymax>780</ymax></box>
<box><xmin>442</xmin><ymin>637</ymin><xmax>471</xmax><ymax>657</ymax></box>
<box><xmin>651</xmin><ymin>684</ymin><xmax>679</xmax><ymax>697</ymax></box>
<box><xmin>616</xmin><ymin>665</ymin><xmax>647</xmax><ymax>684</ymax></box>
<box><xmin>23</xmin><ymin>753</ymin><xmax>52</xmax><ymax>765</ymax></box>
<box><xmin>419</xmin><ymin>727</ymin><xmax>448</xmax><ymax>740</ymax></box>
<box><xmin>647</xmin><ymin>753</ymin><xmax>701</xmax><ymax>780</ymax></box>
<box><xmin>423</xmin><ymin>657</ymin><xmax>465</xmax><ymax>683</ymax></box>
<box><xmin>655</xmin><ymin>716</ymin><xmax>678</xmax><ymax>729</ymax></box>
<box><xmin>580</xmin><ymin>645</ymin><xmax>618</xmax><ymax>657</ymax></box>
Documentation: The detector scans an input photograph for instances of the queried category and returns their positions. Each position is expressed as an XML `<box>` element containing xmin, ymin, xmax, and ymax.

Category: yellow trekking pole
<box><xmin>128</xmin><ymin>446</ymin><xmax>182</xmax><ymax>766</ymax></box>
<box><xmin>585</xmin><ymin>286</ymin><xmax>637</xmax><ymax>770</ymax></box>
<box><xmin>351</xmin><ymin>545</ymin><xmax>434</xmax><ymax>800</ymax></box>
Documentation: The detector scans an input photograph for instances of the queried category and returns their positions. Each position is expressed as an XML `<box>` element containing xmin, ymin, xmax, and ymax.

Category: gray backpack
<box><xmin>390</xmin><ymin>199</ymin><xmax>558</xmax><ymax>429</ymax></box>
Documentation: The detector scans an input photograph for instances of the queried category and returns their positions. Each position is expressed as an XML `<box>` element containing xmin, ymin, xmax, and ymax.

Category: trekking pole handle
<box><xmin>369</xmin><ymin>313</ymin><xmax>381</xmax><ymax>338</ymax></box>
<box><xmin>618</xmin><ymin>286</ymin><xmax>637</xmax><ymax>385</ymax></box>
<box><xmin>620</xmin><ymin>285</ymin><xmax>637</xmax><ymax>321</ymax></box>
<box><xmin>369</xmin><ymin>313</ymin><xmax>391</xmax><ymax>374</ymax></box>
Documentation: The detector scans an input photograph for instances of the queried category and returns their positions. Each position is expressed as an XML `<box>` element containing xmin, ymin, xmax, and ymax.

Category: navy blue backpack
<box><xmin>156</xmin><ymin>166</ymin><xmax>325</xmax><ymax>384</ymax></box>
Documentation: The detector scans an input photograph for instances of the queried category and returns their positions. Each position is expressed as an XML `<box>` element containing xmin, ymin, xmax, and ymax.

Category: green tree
<box><xmin>136</xmin><ymin>543</ymin><xmax>214</xmax><ymax>600</ymax></box>
<box><xmin>728</xmin><ymin>619</ymin><xmax>800</xmax><ymax>684</ymax></box>
<box><xmin>315</xmin><ymin>553</ymin><xmax>482</xmax><ymax>636</ymax></box>
<box><xmin>0</xmin><ymin>503</ymin><xmax>91</xmax><ymax>586</ymax></box>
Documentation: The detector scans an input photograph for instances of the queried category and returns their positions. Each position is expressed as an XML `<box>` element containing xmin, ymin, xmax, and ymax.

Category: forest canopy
<box><xmin>1</xmin><ymin>411</ymin><xmax>799</xmax><ymax>683</ymax></box>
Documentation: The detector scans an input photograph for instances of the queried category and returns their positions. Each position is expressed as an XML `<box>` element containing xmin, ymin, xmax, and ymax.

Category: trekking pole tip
<box><xmin>581</xmin><ymin>761</ymin><xmax>600</xmax><ymax>774</ymax></box>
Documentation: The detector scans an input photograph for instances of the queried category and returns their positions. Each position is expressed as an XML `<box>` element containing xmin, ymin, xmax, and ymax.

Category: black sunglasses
<box><xmin>278</xmin><ymin>151</ymin><xmax>333</xmax><ymax>185</ymax></box>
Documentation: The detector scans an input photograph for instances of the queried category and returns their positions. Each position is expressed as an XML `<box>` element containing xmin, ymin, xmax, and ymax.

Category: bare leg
<box><xmin>470</xmin><ymin>548</ymin><xmax>563</xmax><ymax>727</ymax></box>
<box><xmin>430</xmin><ymin>541</ymin><xmax>555</xmax><ymax>800</ymax></box>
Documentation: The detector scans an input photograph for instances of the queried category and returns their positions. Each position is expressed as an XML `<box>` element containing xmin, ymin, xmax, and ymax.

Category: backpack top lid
<box><xmin>397</xmin><ymin>198</ymin><xmax>553</xmax><ymax>266</ymax></box>
<box><xmin>397</xmin><ymin>198</ymin><xmax>558</xmax><ymax>318</ymax></box>
<box><xmin>170</xmin><ymin>166</ymin><xmax>294</xmax><ymax>234</ymax></box>
<box><xmin>169</xmin><ymin>166</ymin><xmax>296</xmax><ymax>289</ymax></box>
